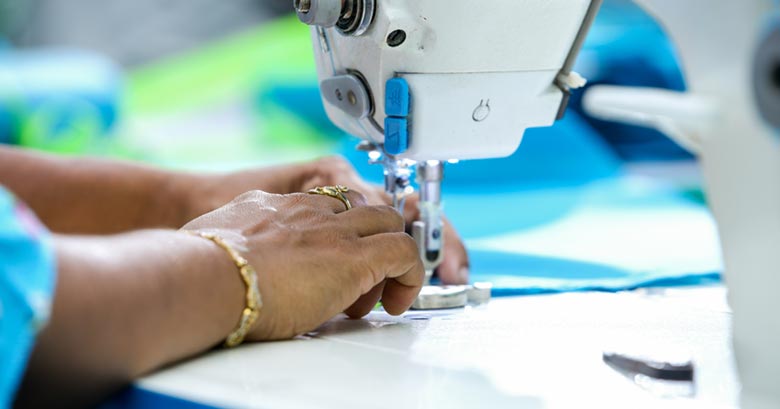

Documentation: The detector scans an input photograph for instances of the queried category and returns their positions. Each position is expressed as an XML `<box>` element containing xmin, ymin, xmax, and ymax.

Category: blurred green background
<box><xmin>0</xmin><ymin>0</ymin><xmax>336</xmax><ymax>170</ymax></box>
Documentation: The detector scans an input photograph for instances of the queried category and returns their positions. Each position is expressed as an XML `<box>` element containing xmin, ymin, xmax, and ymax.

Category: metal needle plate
<box><xmin>412</xmin><ymin>286</ymin><xmax>468</xmax><ymax>310</ymax></box>
<box><xmin>411</xmin><ymin>283</ymin><xmax>493</xmax><ymax>310</ymax></box>
<box><xmin>466</xmin><ymin>282</ymin><xmax>493</xmax><ymax>304</ymax></box>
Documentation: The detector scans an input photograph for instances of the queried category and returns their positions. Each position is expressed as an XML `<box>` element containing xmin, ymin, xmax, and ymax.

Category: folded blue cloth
<box><xmin>468</xmin><ymin>250</ymin><xmax>720</xmax><ymax>297</ymax></box>
<box><xmin>446</xmin><ymin>177</ymin><xmax>722</xmax><ymax>296</ymax></box>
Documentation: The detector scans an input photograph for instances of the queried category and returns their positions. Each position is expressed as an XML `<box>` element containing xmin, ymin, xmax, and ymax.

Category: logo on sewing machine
<box><xmin>472</xmin><ymin>100</ymin><xmax>491</xmax><ymax>122</ymax></box>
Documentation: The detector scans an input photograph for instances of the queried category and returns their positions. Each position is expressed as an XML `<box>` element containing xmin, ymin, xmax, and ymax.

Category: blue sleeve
<box><xmin>0</xmin><ymin>187</ymin><xmax>57</xmax><ymax>408</ymax></box>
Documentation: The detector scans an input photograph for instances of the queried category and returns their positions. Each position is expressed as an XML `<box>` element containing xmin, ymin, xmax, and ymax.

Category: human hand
<box><xmin>298</xmin><ymin>157</ymin><xmax>470</xmax><ymax>285</ymax></box>
<box><xmin>181</xmin><ymin>189</ymin><xmax>425</xmax><ymax>341</ymax></box>
<box><xmin>179</xmin><ymin>156</ymin><xmax>469</xmax><ymax>284</ymax></box>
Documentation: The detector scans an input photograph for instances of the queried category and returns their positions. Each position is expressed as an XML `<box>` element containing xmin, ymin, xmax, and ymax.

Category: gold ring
<box><xmin>307</xmin><ymin>185</ymin><xmax>352</xmax><ymax>210</ymax></box>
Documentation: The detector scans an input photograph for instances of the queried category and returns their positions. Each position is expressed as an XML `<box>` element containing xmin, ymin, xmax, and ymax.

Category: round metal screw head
<box><xmin>295</xmin><ymin>0</ymin><xmax>342</xmax><ymax>27</ymax></box>
<box><xmin>387</xmin><ymin>30</ymin><xmax>407</xmax><ymax>47</ymax></box>
<box><xmin>294</xmin><ymin>0</ymin><xmax>311</xmax><ymax>13</ymax></box>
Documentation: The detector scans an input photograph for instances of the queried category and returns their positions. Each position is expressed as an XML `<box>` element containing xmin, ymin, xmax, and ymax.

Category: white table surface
<box><xmin>138</xmin><ymin>286</ymin><xmax>737</xmax><ymax>409</ymax></box>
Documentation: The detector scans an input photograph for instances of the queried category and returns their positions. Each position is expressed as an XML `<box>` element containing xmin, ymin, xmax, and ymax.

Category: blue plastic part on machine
<box><xmin>385</xmin><ymin>78</ymin><xmax>410</xmax><ymax>117</ymax></box>
<box><xmin>384</xmin><ymin>116</ymin><xmax>409</xmax><ymax>155</ymax></box>
<box><xmin>384</xmin><ymin>77</ymin><xmax>411</xmax><ymax>155</ymax></box>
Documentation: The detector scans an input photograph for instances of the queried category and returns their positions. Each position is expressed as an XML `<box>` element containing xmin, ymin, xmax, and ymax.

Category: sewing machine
<box><xmin>294</xmin><ymin>1</ymin><xmax>780</xmax><ymax>407</ymax></box>
<box><xmin>294</xmin><ymin>0</ymin><xmax>599</xmax><ymax>307</ymax></box>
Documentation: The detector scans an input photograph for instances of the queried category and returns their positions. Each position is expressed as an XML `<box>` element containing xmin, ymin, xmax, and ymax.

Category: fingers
<box><xmin>385</xmin><ymin>194</ymin><xmax>469</xmax><ymax>285</ymax></box>
<box><xmin>358</xmin><ymin>233</ymin><xmax>425</xmax><ymax>315</ymax></box>
<box><xmin>295</xmin><ymin>189</ymin><xmax>369</xmax><ymax>214</ymax></box>
<box><xmin>340</xmin><ymin>205</ymin><xmax>405</xmax><ymax>237</ymax></box>
<box><xmin>344</xmin><ymin>281</ymin><xmax>385</xmax><ymax>319</ymax></box>
<box><xmin>303</xmin><ymin>193</ymin><xmax>354</xmax><ymax>214</ymax></box>
<box><xmin>342</xmin><ymin>189</ymin><xmax>368</xmax><ymax>209</ymax></box>
<box><xmin>382</xmin><ymin>279</ymin><xmax>421</xmax><ymax>316</ymax></box>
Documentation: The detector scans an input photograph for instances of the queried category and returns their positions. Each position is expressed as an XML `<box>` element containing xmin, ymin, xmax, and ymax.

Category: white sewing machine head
<box><xmin>296</xmin><ymin>0</ymin><xmax>599</xmax><ymax>162</ymax></box>
<box><xmin>296</xmin><ymin>0</ymin><xmax>602</xmax><ymax>279</ymax></box>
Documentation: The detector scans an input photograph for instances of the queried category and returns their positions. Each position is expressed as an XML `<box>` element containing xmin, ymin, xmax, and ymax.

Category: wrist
<box><xmin>160</xmin><ymin>172</ymin><xmax>215</xmax><ymax>227</ymax></box>
<box><xmin>183</xmin><ymin>230</ymin><xmax>263</xmax><ymax>347</ymax></box>
<box><xmin>180</xmin><ymin>231</ymin><xmax>249</xmax><ymax>345</ymax></box>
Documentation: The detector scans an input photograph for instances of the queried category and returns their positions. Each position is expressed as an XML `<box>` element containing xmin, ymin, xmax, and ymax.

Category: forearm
<box><xmin>0</xmin><ymin>147</ymin><xmax>194</xmax><ymax>233</ymax></box>
<box><xmin>15</xmin><ymin>230</ymin><xmax>244</xmax><ymax>408</ymax></box>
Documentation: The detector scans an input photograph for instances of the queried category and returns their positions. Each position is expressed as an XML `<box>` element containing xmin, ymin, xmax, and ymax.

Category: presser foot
<box><xmin>411</xmin><ymin>282</ymin><xmax>493</xmax><ymax>310</ymax></box>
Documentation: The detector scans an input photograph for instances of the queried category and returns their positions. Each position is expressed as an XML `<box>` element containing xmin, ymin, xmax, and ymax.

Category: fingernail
<box><xmin>458</xmin><ymin>267</ymin><xmax>470</xmax><ymax>284</ymax></box>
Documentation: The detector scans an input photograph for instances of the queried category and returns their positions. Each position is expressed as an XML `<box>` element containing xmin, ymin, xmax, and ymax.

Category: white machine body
<box><xmin>309</xmin><ymin>0</ymin><xmax>593</xmax><ymax>161</ymax></box>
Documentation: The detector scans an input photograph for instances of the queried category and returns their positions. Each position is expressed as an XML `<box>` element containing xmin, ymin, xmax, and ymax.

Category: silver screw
<box><xmin>294</xmin><ymin>0</ymin><xmax>311</xmax><ymax>13</ymax></box>
<box><xmin>387</xmin><ymin>29</ymin><xmax>407</xmax><ymax>47</ymax></box>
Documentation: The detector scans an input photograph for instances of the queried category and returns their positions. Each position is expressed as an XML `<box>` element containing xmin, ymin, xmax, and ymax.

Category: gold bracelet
<box><xmin>185</xmin><ymin>231</ymin><xmax>262</xmax><ymax>348</ymax></box>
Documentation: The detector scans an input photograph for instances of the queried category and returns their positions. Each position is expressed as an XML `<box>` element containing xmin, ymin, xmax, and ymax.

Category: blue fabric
<box><xmin>444</xmin><ymin>177</ymin><xmax>721</xmax><ymax>296</ymax></box>
<box><xmin>101</xmin><ymin>387</ymin><xmax>219</xmax><ymax>409</ymax></box>
<box><xmin>0</xmin><ymin>187</ymin><xmax>57</xmax><ymax>408</ymax></box>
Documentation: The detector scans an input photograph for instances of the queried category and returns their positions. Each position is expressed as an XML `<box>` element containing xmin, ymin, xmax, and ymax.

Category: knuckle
<box><xmin>372</xmin><ymin>206</ymin><xmax>405</xmax><ymax>231</ymax></box>
<box><xmin>347</xmin><ymin>190</ymin><xmax>369</xmax><ymax>207</ymax></box>
<box><xmin>288</xmin><ymin>192</ymin><xmax>318</xmax><ymax>209</ymax></box>
<box><xmin>397</xmin><ymin>233</ymin><xmax>419</xmax><ymax>257</ymax></box>
<box><xmin>351</xmin><ymin>205</ymin><xmax>404</xmax><ymax>232</ymax></box>
<box><xmin>232</xmin><ymin>189</ymin><xmax>264</xmax><ymax>203</ymax></box>
<box><xmin>385</xmin><ymin>233</ymin><xmax>424</xmax><ymax>280</ymax></box>
<box><xmin>396</xmin><ymin>233</ymin><xmax>425</xmax><ymax>273</ymax></box>
<box><xmin>384</xmin><ymin>206</ymin><xmax>406</xmax><ymax>231</ymax></box>
<box><xmin>378</xmin><ymin>232</ymin><xmax>416</xmax><ymax>258</ymax></box>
